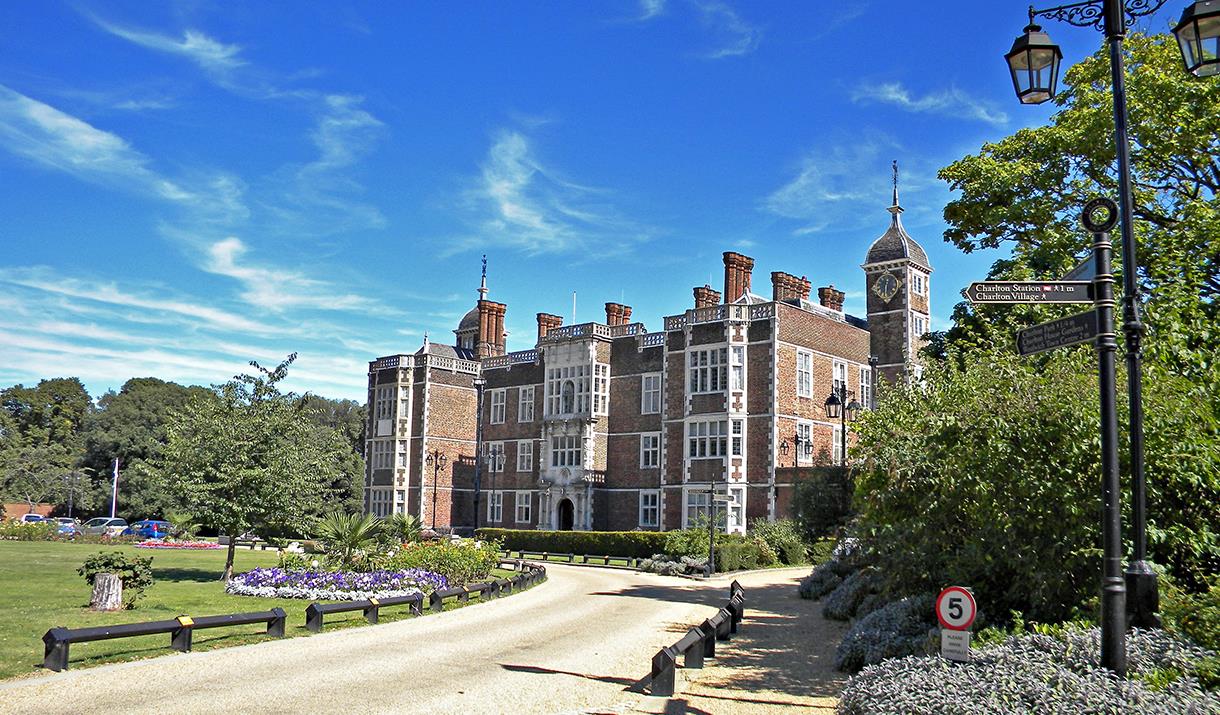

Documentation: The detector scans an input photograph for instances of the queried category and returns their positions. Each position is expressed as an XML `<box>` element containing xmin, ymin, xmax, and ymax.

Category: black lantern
<box><xmin>1005</xmin><ymin>23</ymin><xmax>1062</xmax><ymax>104</ymax></box>
<box><xmin>779</xmin><ymin>439</ymin><xmax>790</xmax><ymax>457</ymax></box>
<box><xmin>845</xmin><ymin>397</ymin><xmax>863</xmax><ymax>421</ymax></box>
<box><xmin>823</xmin><ymin>391</ymin><xmax>842</xmax><ymax>420</ymax></box>
<box><xmin>1175</xmin><ymin>1</ymin><xmax>1220</xmax><ymax>77</ymax></box>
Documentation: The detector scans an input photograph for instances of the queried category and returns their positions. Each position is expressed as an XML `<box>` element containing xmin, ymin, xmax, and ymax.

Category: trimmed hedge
<box><xmin>475</xmin><ymin>528</ymin><xmax>668</xmax><ymax>559</ymax></box>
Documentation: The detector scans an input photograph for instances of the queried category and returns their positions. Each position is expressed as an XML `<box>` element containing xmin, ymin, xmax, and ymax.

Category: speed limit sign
<box><xmin>935</xmin><ymin>586</ymin><xmax>977</xmax><ymax>631</ymax></box>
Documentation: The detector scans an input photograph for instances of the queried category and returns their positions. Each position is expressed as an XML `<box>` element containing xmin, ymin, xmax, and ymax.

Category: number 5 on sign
<box><xmin>935</xmin><ymin>586</ymin><xmax>977</xmax><ymax>663</ymax></box>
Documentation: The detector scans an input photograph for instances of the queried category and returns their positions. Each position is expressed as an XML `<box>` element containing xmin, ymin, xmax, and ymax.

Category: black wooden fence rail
<box><xmin>42</xmin><ymin>608</ymin><xmax>287</xmax><ymax>672</ymax></box>
<box><xmin>501</xmin><ymin>550</ymin><xmax>642</xmax><ymax>569</ymax></box>
<box><xmin>649</xmin><ymin>581</ymin><xmax>746</xmax><ymax>697</ymax></box>
<box><xmin>40</xmin><ymin>561</ymin><xmax>548</xmax><ymax>671</ymax></box>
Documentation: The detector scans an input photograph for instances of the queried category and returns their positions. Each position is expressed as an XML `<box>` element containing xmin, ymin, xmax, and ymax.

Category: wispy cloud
<box><xmin>638</xmin><ymin>0</ymin><xmax>667</xmax><ymax>21</ymax></box>
<box><xmin>851</xmin><ymin>82</ymin><xmax>1008</xmax><ymax>127</ymax></box>
<box><xmin>693</xmin><ymin>1</ymin><xmax>761</xmax><ymax>59</ymax></box>
<box><xmin>452</xmin><ymin>129</ymin><xmax>651</xmax><ymax>256</ymax></box>
<box><xmin>201</xmin><ymin>236</ymin><xmax>384</xmax><ymax>312</ymax></box>
<box><xmin>763</xmin><ymin>138</ymin><xmax>937</xmax><ymax>235</ymax></box>
<box><xmin>91</xmin><ymin>19</ymin><xmax>245</xmax><ymax>76</ymax></box>
<box><xmin>0</xmin><ymin>85</ymin><xmax>246</xmax><ymax>222</ymax></box>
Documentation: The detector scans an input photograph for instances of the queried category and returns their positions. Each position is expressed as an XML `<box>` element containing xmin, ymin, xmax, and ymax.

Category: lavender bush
<box><xmin>227</xmin><ymin>567</ymin><xmax>447</xmax><ymax>601</ymax></box>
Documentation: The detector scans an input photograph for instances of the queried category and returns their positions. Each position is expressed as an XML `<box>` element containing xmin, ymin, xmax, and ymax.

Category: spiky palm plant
<box><xmin>382</xmin><ymin>512</ymin><xmax>422</xmax><ymax>546</ymax></box>
<box><xmin>314</xmin><ymin>511</ymin><xmax>383</xmax><ymax>569</ymax></box>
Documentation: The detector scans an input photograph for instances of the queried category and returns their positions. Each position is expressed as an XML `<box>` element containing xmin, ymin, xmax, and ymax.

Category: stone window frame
<box><xmin>688</xmin><ymin>347</ymin><xmax>728</xmax><ymax>394</ymax></box>
<box><xmin>683</xmin><ymin>488</ymin><xmax>711</xmax><ymax>528</ymax></box>
<box><xmin>640</xmin><ymin>432</ymin><xmax>661</xmax><ymax>468</ymax></box>
<box><xmin>640</xmin><ymin>373</ymin><xmax>662</xmax><ymax>414</ymax></box>
<box><xmin>516</xmin><ymin>440</ymin><xmax>533</xmax><ymax>472</ymax></box>
<box><xmin>518</xmin><ymin>385</ymin><xmax>535</xmax><ymax>423</ymax></box>
<box><xmin>515</xmin><ymin>491</ymin><xmax>532</xmax><ymax>524</ymax></box>
<box><xmin>796</xmin><ymin>420</ymin><xmax>814</xmax><ymax>464</ymax></box>
<box><xmin>486</xmin><ymin>491</ymin><xmax>503</xmax><ymax>523</ymax></box>
<box><xmin>639</xmin><ymin>489</ymin><xmax>659</xmax><ymax>528</ymax></box>
<box><xmin>687</xmin><ymin>419</ymin><xmax>728</xmax><ymax>459</ymax></box>
<box><xmin>796</xmin><ymin>349</ymin><xmax>813</xmax><ymax>398</ymax></box>
<box><xmin>489</xmin><ymin>388</ymin><xmax>507</xmax><ymax>424</ymax></box>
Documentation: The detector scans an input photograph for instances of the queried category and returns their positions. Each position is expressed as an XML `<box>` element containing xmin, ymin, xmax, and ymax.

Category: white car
<box><xmin>18</xmin><ymin>513</ymin><xmax>47</xmax><ymax>524</ymax></box>
<box><xmin>81</xmin><ymin>517</ymin><xmax>128</xmax><ymax>536</ymax></box>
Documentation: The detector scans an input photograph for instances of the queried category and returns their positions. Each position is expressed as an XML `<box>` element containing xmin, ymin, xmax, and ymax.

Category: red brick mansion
<box><xmin>364</xmin><ymin>188</ymin><xmax>931</xmax><ymax>533</ymax></box>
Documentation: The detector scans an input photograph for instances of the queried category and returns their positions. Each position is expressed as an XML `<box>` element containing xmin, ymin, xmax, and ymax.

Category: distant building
<box><xmin>364</xmin><ymin>176</ymin><xmax>931</xmax><ymax>532</ymax></box>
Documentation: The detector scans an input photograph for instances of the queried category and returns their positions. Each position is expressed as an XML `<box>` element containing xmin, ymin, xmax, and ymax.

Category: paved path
<box><xmin>0</xmin><ymin>564</ymin><xmax>844</xmax><ymax>714</ymax></box>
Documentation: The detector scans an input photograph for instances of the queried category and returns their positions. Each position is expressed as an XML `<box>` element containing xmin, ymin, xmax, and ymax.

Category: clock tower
<box><xmin>862</xmin><ymin>161</ymin><xmax>932</xmax><ymax>386</ymax></box>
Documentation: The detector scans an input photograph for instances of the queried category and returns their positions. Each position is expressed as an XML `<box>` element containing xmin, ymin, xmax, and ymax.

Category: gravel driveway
<box><xmin>1</xmin><ymin>564</ymin><xmax>845</xmax><ymax>714</ymax></box>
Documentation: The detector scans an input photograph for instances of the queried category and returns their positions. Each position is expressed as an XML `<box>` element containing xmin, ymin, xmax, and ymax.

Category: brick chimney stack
<box><xmin>604</xmin><ymin>302</ymin><xmax>632</xmax><ymax>326</ymax></box>
<box><xmin>723</xmin><ymin>252</ymin><xmax>755</xmax><ymax>303</ymax></box>
<box><xmin>818</xmin><ymin>285</ymin><xmax>846</xmax><ymax>312</ymax></box>
<box><xmin>536</xmin><ymin>313</ymin><xmax>564</xmax><ymax>340</ymax></box>
<box><xmin>771</xmin><ymin>272</ymin><xmax>812</xmax><ymax>302</ymax></box>
<box><xmin>694</xmin><ymin>285</ymin><xmax>721</xmax><ymax>309</ymax></box>
<box><xmin>478</xmin><ymin>301</ymin><xmax>508</xmax><ymax>357</ymax></box>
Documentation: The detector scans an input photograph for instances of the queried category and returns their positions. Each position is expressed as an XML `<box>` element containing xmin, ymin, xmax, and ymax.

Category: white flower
<box><xmin>311</xmin><ymin>559</ymin><xmax>320</xmax><ymax>568</ymax></box>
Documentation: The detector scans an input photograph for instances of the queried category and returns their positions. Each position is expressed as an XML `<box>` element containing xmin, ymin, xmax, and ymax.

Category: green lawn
<box><xmin>0</xmin><ymin>541</ymin><xmax>519</xmax><ymax>680</ymax></box>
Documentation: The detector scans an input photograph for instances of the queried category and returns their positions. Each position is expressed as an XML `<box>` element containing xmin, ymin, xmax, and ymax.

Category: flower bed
<box><xmin>226</xmin><ymin>567</ymin><xmax>448</xmax><ymax>601</ymax></box>
<box><xmin>135</xmin><ymin>540</ymin><xmax>221</xmax><ymax>550</ymax></box>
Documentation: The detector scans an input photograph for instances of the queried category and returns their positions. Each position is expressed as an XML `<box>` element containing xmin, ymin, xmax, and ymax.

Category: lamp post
<box><xmin>779</xmin><ymin>431</ymin><xmax>806</xmax><ymax>468</ymax></box>
<box><xmin>424</xmin><ymin>449</ymin><xmax>447</xmax><ymax>530</ymax></box>
<box><xmin>472</xmin><ymin>376</ymin><xmax>487</xmax><ymax>533</ymax></box>
<box><xmin>823</xmin><ymin>387</ymin><xmax>862</xmax><ymax>466</ymax></box>
<box><xmin>1005</xmin><ymin>0</ymin><xmax>1220</xmax><ymax>670</ymax></box>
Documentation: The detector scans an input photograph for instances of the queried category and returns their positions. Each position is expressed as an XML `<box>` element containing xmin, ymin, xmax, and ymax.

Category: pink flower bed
<box><xmin>135</xmin><ymin>539</ymin><xmax>221</xmax><ymax>550</ymax></box>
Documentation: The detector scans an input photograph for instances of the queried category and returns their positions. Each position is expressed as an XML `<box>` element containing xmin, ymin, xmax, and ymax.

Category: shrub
<box><xmin>638</xmin><ymin>554</ymin><xmax>706</xmax><ymax>576</ymax></box>
<box><xmin>1163</xmin><ymin>576</ymin><xmax>1220</xmax><ymax>652</ymax></box>
<box><xmin>0</xmin><ymin>521</ymin><xmax>58</xmax><ymax>541</ymax></box>
<box><xmin>314</xmin><ymin>511</ymin><xmax>382</xmax><ymax>569</ymax></box>
<box><xmin>838</xmin><ymin>628</ymin><xmax>1220</xmax><ymax>714</ymax></box>
<box><xmin>834</xmin><ymin>595</ymin><xmax>934</xmax><ymax>672</ymax></box>
<box><xmin>475</xmin><ymin>528</ymin><xmax>667</xmax><ymax>559</ymax></box>
<box><xmin>716</xmin><ymin>538</ymin><xmax>778</xmax><ymax>572</ymax></box>
<box><xmin>381</xmin><ymin>513</ymin><xmax>422</xmax><ymax>546</ymax></box>
<box><xmin>851</xmin><ymin>348</ymin><xmax>1220</xmax><ymax>622</ymax></box>
<box><xmin>798</xmin><ymin>562</ymin><xmax>842</xmax><ymax>600</ymax></box>
<box><xmin>165</xmin><ymin>511</ymin><xmax>201</xmax><ymax>540</ymax></box>
<box><xmin>387</xmin><ymin>539</ymin><xmax>500</xmax><ymax>585</ymax></box>
<box><xmin>792</xmin><ymin>467</ymin><xmax>854</xmax><ymax>542</ymax></box>
<box><xmin>78</xmin><ymin>551</ymin><xmax>154</xmax><ymax>608</ymax></box>
<box><xmin>808</xmin><ymin>537</ymin><xmax>835</xmax><ymax>566</ymax></box>
<box><xmin>749</xmin><ymin>518</ymin><xmax>808</xmax><ymax>565</ymax></box>
<box><xmin>823</xmin><ymin>568</ymin><xmax>880</xmax><ymax>621</ymax></box>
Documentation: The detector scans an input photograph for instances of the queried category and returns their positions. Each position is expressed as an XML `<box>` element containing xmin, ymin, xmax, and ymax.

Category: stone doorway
<box><xmin>557</xmin><ymin>498</ymin><xmax>574</xmax><ymax>531</ymax></box>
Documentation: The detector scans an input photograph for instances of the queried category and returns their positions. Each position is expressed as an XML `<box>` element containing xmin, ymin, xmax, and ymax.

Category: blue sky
<box><xmin>0</xmin><ymin>1</ymin><xmax>1185</xmax><ymax>401</ymax></box>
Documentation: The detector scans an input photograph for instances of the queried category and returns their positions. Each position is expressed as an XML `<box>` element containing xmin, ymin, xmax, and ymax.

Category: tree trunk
<box><xmin>221</xmin><ymin>540</ymin><xmax>236</xmax><ymax>582</ymax></box>
<box><xmin>90</xmin><ymin>573</ymin><xmax>123</xmax><ymax>611</ymax></box>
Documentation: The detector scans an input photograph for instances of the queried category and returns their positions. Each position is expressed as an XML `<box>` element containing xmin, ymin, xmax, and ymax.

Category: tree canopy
<box><xmin>938</xmin><ymin>33</ymin><xmax>1219</xmax><ymax>378</ymax></box>
<box><xmin>161</xmin><ymin>355</ymin><xmax>354</xmax><ymax>579</ymax></box>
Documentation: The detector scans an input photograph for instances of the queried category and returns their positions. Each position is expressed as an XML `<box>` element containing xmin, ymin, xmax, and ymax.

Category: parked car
<box><xmin>81</xmin><ymin>517</ymin><xmax>128</xmax><ymax>536</ymax></box>
<box><xmin>122</xmin><ymin>519</ymin><xmax>172</xmax><ymax>539</ymax></box>
<box><xmin>53</xmin><ymin>517</ymin><xmax>80</xmax><ymax>535</ymax></box>
<box><xmin>17</xmin><ymin>513</ymin><xmax>47</xmax><ymax>524</ymax></box>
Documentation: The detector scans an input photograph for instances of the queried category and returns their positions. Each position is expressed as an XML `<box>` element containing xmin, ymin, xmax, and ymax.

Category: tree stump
<box><xmin>89</xmin><ymin>573</ymin><xmax>123</xmax><ymax>611</ymax></box>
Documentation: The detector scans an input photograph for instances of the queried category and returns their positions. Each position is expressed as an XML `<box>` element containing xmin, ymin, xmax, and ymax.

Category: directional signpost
<box><xmin>964</xmin><ymin>281</ymin><xmax>1093</xmax><ymax>304</ymax></box>
<box><xmin>1016</xmin><ymin>310</ymin><xmax>1099</xmax><ymax>356</ymax></box>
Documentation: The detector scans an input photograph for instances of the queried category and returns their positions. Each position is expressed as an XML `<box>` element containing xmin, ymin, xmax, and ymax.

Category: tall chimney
<box><xmin>604</xmin><ymin>302</ymin><xmax>626</xmax><ymax>326</ymax></box>
<box><xmin>536</xmin><ymin>313</ymin><xmax>563</xmax><ymax>340</ymax></box>
<box><xmin>621</xmin><ymin>305</ymin><xmax>632</xmax><ymax>324</ymax></box>
<box><xmin>694</xmin><ymin>285</ymin><xmax>721</xmax><ymax>309</ymax></box>
<box><xmin>491</xmin><ymin>303</ymin><xmax>507</xmax><ymax>356</ymax></box>
<box><xmin>476</xmin><ymin>300</ymin><xmax>494</xmax><ymax>357</ymax></box>
<box><xmin>771</xmin><ymin>271</ymin><xmax>800</xmax><ymax>302</ymax></box>
<box><xmin>818</xmin><ymin>285</ymin><xmax>846</xmax><ymax>312</ymax></box>
<box><xmin>723</xmin><ymin>252</ymin><xmax>755</xmax><ymax>303</ymax></box>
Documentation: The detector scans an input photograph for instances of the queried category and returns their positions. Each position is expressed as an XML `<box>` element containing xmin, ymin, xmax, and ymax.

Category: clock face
<box><xmin>873</xmin><ymin>272</ymin><xmax>899</xmax><ymax>303</ymax></box>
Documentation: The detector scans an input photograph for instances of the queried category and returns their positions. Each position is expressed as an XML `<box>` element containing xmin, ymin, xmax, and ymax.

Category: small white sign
<box><xmin>940</xmin><ymin>629</ymin><xmax>970</xmax><ymax>662</ymax></box>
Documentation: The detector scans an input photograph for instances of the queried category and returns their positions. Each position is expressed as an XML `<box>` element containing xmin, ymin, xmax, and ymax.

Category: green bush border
<box><xmin>475</xmin><ymin>529</ymin><xmax>667</xmax><ymax>559</ymax></box>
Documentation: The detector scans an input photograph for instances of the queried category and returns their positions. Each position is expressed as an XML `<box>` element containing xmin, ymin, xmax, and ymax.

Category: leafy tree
<box><xmin>81</xmin><ymin>377</ymin><xmax>212</xmax><ymax>520</ymax></box>
<box><xmin>161</xmin><ymin>355</ymin><xmax>349</xmax><ymax>580</ymax></box>
<box><xmin>297</xmin><ymin>394</ymin><xmax>365</xmax><ymax>516</ymax></box>
<box><xmin>852</xmin><ymin>346</ymin><xmax>1219</xmax><ymax>623</ymax></box>
<box><xmin>938</xmin><ymin>33</ymin><xmax>1219</xmax><ymax>379</ymax></box>
<box><xmin>0</xmin><ymin>378</ymin><xmax>93</xmax><ymax>511</ymax></box>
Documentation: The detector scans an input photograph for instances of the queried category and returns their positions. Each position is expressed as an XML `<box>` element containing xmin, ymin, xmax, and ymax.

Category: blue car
<box><xmin>122</xmin><ymin>519</ymin><xmax>172</xmax><ymax>539</ymax></box>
